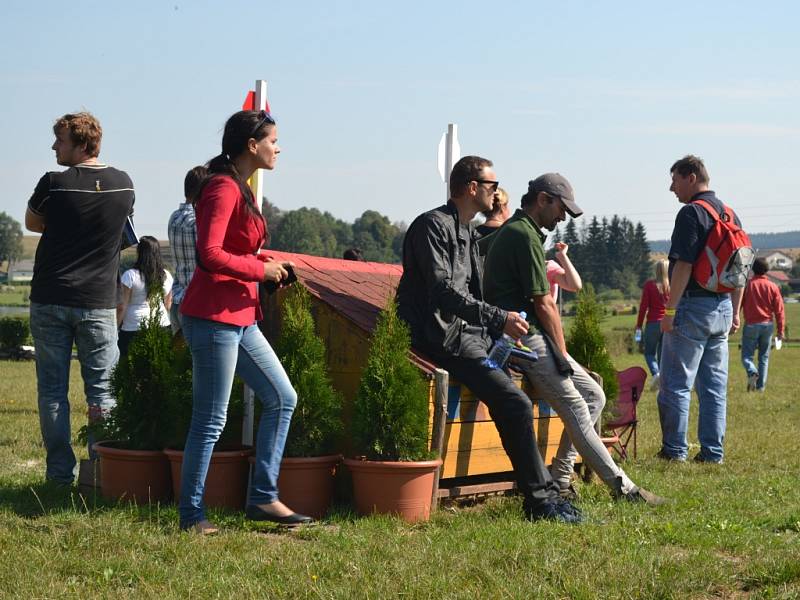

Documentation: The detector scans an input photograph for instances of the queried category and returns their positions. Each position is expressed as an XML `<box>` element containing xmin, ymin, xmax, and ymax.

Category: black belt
<box><xmin>683</xmin><ymin>289</ymin><xmax>727</xmax><ymax>298</ymax></box>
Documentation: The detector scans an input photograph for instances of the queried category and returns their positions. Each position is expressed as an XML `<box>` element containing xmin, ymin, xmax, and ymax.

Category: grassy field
<box><xmin>0</xmin><ymin>284</ymin><xmax>30</xmax><ymax>307</ymax></box>
<box><xmin>1</xmin><ymin>313</ymin><xmax>799</xmax><ymax>598</ymax></box>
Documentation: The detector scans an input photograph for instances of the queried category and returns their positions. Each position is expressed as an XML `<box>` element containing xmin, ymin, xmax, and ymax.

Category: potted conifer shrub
<box><xmin>344</xmin><ymin>297</ymin><xmax>441</xmax><ymax>523</ymax></box>
<box><xmin>268</xmin><ymin>284</ymin><xmax>343</xmax><ymax>518</ymax></box>
<box><xmin>163</xmin><ymin>344</ymin><xmax>253</xmax><ymax>510</ymax></box>
<box><xmin>566</xmin><ymin>284</ymin><xmax>619</xmax><ymax>420</ymax></box>
<box><xmin>88</xmin><ymin>301</ymin><xmax>177</xmax><ymax>503</ymax></box>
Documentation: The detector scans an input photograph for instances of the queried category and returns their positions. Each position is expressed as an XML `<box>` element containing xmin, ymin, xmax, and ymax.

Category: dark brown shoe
<box><xmin>558</xmin><ymin>483</ymin><xmax>579</xmax><ymax>502</ymax></box>
<box><xmin>624</xmin><ymin>487</ymin><xmax>668</xmax><ymax>506</ymax></box>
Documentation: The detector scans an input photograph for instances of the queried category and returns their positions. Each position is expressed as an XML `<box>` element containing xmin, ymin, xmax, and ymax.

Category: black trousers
<box><xmin>435</xmin><ymin>353</ymin><xmax>560</xmax><ymax>506</ymax></box>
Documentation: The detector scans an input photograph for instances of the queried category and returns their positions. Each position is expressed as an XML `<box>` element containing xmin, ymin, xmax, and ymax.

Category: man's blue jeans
<box><xmin>29</xmin><ymin>302</ymin><xmax>118</xmax><ymax>484</ymax></box>
<box><xmin>657</xmin><ymin>296</ymin><xmax>732</xmax><ymax>462</ymax></box>
<box><xmin>741</xmin><ymin>322</ymin><xmax>773</xmax><ymax>390</ymax></box>
<box><xmin>643</xmin><ymin>321</ymin><xmax>664</xmax><ymax>377</ymax></box>
<box><xmin>179</xmin><ymin>316</ymin><xmax>297</xmax><ymax>528</ymax></box>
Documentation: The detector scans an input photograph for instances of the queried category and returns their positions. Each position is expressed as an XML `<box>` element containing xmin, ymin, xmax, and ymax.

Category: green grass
<box><xmin>1</xmin><ymin>325</ymin><xmax>799</xmax><ymax>597</ymax></box>
<box><xmin>0</xmin><ymin>284</ymin><xmax>30</xmax><ymax>307</ymax></box>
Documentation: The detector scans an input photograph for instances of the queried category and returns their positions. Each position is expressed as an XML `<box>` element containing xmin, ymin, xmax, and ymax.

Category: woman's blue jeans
<box><xmin>741</xmin><ymin>322</ymin><xmax>773</xmax><ymax>390</ymax></box>
<box><xmin>643</xmin><ymin>320</ymin><xmax>664</xmax><ymax>377</ymax></box>
<box><xmin>179</xmin><ymin>316</ymin><xmax>297</xmax><ymax>527</ymax></box>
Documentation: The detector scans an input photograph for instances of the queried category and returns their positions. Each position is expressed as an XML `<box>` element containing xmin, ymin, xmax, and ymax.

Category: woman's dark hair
<box><xmin>200</xmin><ymin>110</ymin><xmax>273</xmax><ymax>240</ymax></box>
<box><xmin>134</xmin><ymin>236</ymin><xmax>167</xmax><ymax>300</ymax></box>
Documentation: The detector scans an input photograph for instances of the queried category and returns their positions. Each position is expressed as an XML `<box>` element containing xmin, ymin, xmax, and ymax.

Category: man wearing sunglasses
<box><xmin>483</xmin><ymin>174</ymin><xmax>666</xmax><ymax>506</ymax></box>
<box><xmin>397</xmin><ymin>157</ymin><xmax>581</xmax><ymax>523</ymax></box>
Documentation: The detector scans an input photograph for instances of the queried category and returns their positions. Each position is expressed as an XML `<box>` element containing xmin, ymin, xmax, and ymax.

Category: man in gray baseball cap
<box><xmin>484</xmin><ymin>172</ymin><xmax>666</xmax><ymax>506</ymax></box>
<box><xmin>527</xmin><ymin>173</ymin><xmax>583</xmax><ymax>218</ymax></box>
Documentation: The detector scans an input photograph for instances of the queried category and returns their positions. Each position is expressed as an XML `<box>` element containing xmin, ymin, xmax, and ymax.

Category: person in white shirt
<box><xmin>116</xmin><ymin>235</ymin><xmax>173</xmax><ymax>356</ymax></box>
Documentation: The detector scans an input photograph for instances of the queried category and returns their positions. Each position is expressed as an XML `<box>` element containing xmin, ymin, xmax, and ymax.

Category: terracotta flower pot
<box><xmin>164</xmin><ymin>446</ymin><xmax>253</xmax><ymax>510</ymax></box>
<box><xmin>93</xmin><ymin>441</ymin><xmax>172</xmax><ymax>504</ymax></box>
<box><xmin>344</xmin><ymin>457</ymin><xmax>442</xmax><ymax>523</ymax></box>
<box><xmin>262</xmin><ymin>454</ymin><xmax>341</xmax><ymax>518</ymax></box>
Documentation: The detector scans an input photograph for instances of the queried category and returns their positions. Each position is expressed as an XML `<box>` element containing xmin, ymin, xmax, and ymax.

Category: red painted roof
<box><xmin>766</xmin><ymin>270</ymin><xmax>790</xmax><ymax>282</ymax></box>
<box><xmin>263</xmin><ymin>250</ymin><xmax>437</xmax><ymax>374</ymax></box>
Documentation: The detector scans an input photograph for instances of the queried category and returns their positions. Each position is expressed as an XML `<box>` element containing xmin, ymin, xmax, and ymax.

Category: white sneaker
<box><xmin>650</xmin><ymin>373</ymin><xmax>660</xmax><ymax>391</ymax></box>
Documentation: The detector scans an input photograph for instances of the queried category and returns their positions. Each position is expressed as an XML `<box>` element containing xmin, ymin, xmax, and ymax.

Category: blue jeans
<box><xmin>643</xmin><ymin>321</ymin><xmax>663</xmax><ymax>377</ymax></box>
<box><xmin>657</xmin><ymin>296</ymin><xmax>732</xmax><ymax>462</ymax></box>
<box><xmin>169</xmin><ymin>302</ymin><xmax>183</xmax><ymax>334</ymax></box>
<box><xmin>29</xmin><ymin>302</ymin><xmax>118</xmax><ymax>484</ymax></box>
<box><xmin>741</xmin><ymin>322</ymin><xmax>773</xmax><ymax>390</ymax></box>
<box><xmin>179</xmin><ymin>316</ymin><xmax>297</xmax><ymax>527</ymax></box>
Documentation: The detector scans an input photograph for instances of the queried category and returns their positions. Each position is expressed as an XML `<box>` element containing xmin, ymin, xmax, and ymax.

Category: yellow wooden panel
<box><xmin>440</xmin><ymin>419</ymin><xmax>566</xmax><ymax>478</ymax></box>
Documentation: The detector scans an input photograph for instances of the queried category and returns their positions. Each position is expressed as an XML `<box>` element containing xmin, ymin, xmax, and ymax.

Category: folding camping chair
<box><xmin>601</xmin><ymin>366</ymin><xmax>647</xmax><ymax>460</ymax></box>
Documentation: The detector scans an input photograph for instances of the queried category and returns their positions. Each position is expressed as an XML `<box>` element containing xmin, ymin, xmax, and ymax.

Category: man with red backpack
<box><xmin>657</xmin><ymin>155</ymin><xmax>750</xmax><ymax>465</ymax></box>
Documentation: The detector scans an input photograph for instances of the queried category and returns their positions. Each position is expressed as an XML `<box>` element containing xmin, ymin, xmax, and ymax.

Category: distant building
<box><xmin>8</xmin><ymin>259</ymin><xmax>35</xmax><ymax>283</ymax></box>
<box><xmin>765</xmin><ymin>270</ymin><xmax>790</xmax><ymax>290</ymax></box>
<box><xmin>757</xmin><ymin>250</ymin><xmax>793</xmax><ymax>272</ymax></box>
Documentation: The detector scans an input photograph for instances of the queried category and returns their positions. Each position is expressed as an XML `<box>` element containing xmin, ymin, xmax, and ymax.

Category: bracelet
<box><xmin>664</xmin><ymin>308</ymin><xmax>676</xmax><ymax>316</ymax></box>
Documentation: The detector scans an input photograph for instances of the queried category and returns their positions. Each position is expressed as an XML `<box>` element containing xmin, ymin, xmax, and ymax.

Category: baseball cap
<box><xmin>528</xmin><ymin>173</ymin><xmax>583</xmax><ymax>218</ymax></box>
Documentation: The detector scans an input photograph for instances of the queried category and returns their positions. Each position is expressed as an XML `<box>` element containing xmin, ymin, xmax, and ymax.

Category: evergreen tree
<box><xmin>276</xmin><ymin>285</ymin><xmax>342</xmax><ymax>456</ymax></box>
<box><xmin>633</xmin><ymin>222</ymin><xmax>652</xmax><ymax>285</ymax></box>
<box><xmin>566</xmin><ymin>284</ymin><xmax>619</xmax><ymax>417</ymax></box>
<box><xmin>0</xmin><ymin>212</ymin><xmax>23</xmax><ymax>270</ymax></box>
<box><xmin>351</xmin><ymin>298</ymin><xmax>431</xmax><ymax>461</ymax></box>
<box><xmin>583</xmin><ymin>216</ymin><xmax>607</xmax><ymax>287</ymax></box>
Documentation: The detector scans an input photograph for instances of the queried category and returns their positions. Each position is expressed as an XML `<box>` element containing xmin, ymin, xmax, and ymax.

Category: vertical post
<box><xmin>430</xmin><ymin>368</ymin><xmax>449</xmax><ymax>509</ymax></box>
<box><xmin>250</xmin><ymin>79</ymin><xmax>268</xmax><ymax>203</ymax></box>
<box><xmin>444</xmin><ymin>124</ymin><xmax>457</xmax><ymax>201</ymax></box>
<box><xmin>242</xmin><ymin>78</ymin><xmax>269</xmax><ymax>447</ymax></box>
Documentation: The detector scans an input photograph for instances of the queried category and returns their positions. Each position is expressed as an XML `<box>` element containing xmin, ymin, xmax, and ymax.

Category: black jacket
<box><xmin>396</xmin><ymin>201</ymin><xmax>507</xmax><ymax>359</ymax></box>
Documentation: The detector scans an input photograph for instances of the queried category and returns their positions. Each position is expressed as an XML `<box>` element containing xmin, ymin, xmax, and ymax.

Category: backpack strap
<box><xmin>693</xmin><ymin>198</ymin><xmax>735</xmax><ymax>225</ymax></box>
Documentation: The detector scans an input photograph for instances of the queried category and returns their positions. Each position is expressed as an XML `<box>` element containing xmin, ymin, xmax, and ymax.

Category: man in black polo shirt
<box><xmin>25</xmin><ymin>112</ymin><xmax>135</xmax><ymax>485</ymax></box>
<box><xmin>657</xmin><ymin>155</ymin><xmax>743</xmax><ymax>464</ymax></box>
<box><xmin>397</xmin><ymin>156</ymin><xmax>581</xmax><ymax>523</ymax></box>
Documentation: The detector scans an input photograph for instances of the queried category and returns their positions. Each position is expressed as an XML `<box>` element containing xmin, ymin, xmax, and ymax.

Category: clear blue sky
<box><xmin>2</xmin><ymin>1</ymin><xmax>799</xmax><ymax>242</ymax></box>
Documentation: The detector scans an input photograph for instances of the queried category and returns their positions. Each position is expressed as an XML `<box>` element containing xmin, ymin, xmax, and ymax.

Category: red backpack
<box><xmin>692</xmin><ymin>199</ymin><xmax>754</xmax><ymax>293</ymax></box>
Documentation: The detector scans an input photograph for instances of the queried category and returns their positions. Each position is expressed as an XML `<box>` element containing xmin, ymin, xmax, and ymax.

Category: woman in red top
<box><xmin>636</xmin><ymin>259</ymin><xmax>670</xmax><ymax>389</ymax></box>
<box><xmin>178</xmin><ymin>110</ymin><xmax>308</xmax><ymax>534</ymax></box>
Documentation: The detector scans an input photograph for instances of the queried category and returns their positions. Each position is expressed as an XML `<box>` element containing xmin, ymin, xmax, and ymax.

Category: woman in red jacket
<box><xmin>178</xmin><ymin>110</ymin><xmax>307</xmax><ymax>534</ymax></box>
<box><xmin>636</xmin><ymin>259</ymin><xmax>670</xmax><ymax>390</ymax></box>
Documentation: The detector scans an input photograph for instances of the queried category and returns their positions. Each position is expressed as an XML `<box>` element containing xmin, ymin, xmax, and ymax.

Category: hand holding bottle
<box><xmin>503</xmin><ymin>311</ymin><xmax>529</xmax><ymax>340</ymax></box>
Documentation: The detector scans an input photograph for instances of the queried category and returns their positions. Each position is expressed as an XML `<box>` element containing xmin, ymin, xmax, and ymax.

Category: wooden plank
<box><xmin>437</xmin><ymin>480</ymin><xmax>516</xmax><ymax>498</ymax></box>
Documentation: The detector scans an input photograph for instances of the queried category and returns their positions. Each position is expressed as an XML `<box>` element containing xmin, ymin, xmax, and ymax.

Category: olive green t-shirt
<box><xmin>483</xmin><ymin>209</ymin><xmax>548</xmax><ymax>328</ymax></box>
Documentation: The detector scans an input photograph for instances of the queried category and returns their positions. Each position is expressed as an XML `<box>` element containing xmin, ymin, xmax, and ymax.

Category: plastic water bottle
<box><xmin>483</xmin><ymin>311</ymin><xmax>527</xmax><ymax>370</ymax></box>
<box><xmin>634</xmin><ymin>328</ymin><xmax>642</xmax><ymax>343</ymax></box>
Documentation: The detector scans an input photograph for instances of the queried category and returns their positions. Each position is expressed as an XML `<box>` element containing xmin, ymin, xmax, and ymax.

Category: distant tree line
<box><xmin>0</xmin><ymin>212</ymin><xmax>24</xmax><ymax>271</ymax></box>
<box><xmin>263</xmin><ymin>200</ymin><xmax>406</xmax><ymax>263</ymax></box>
<box><xmin>649</xmin><ymin>229</ymin><xmax>800</xmax><ymax>254</ymax></box>
<box><xmin>552</xmin><ymin>215</ymin><xmax>652</xmax><ymax>298</ymax></box>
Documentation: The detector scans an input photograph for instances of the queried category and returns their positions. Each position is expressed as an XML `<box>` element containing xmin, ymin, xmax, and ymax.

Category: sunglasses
<box><xmin>250</xmin><ymin>110</ymin><xmax>276</xmax><ymax>137</ymax></box>
<box><xmin>474</xmin><ymin>179</ymin><xmax>500</xmax><ymax>192</ymax></box>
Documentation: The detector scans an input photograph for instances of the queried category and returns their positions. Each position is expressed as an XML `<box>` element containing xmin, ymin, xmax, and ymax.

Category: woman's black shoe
<box><xmin>245</xmin><ymin>504</ymin><xmax>314</xmax><ymax>525</ymax></box>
